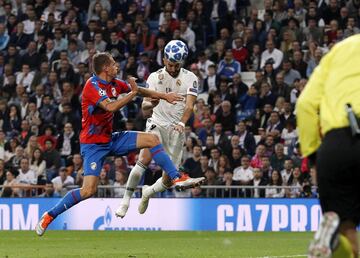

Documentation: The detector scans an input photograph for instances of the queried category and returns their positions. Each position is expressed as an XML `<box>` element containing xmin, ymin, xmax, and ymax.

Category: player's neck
<box><xmin>97</xmin><ymin>73</ymin><xmax>112</xmax><ymax>83</ymax></box>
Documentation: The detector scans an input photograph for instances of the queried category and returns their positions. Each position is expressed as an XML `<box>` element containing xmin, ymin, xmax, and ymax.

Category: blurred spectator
<box><xmin>260</xmin><ymin>40</ymin><xmax>283</xmax><ymax>70</ymax></box>
<box><xmin>233</xmin><ymin>155</ymin><xmax>253</xmax><ymax>186</ymax></box>
<box><xmin>270</xmin><ymin>143</ymin><xmax>288</xmax><ymax>171</ymax></box>
<box><xmin>56</xmin><ymin>122</ymin><xmax>79</xmax><ymax>165</ymax></box>
<box><xmin>218</xmin><ymin>170</ymin><xmax>239</xmax><ymax>198</ymax></box>
<box><xmin>1</xmin><ymin>169</ymin><xmax>19</xmax><ymax>197</ymax></box>
<box><xmin>51</xmin><ymin>167</ymin><xmax>74</xmax><ymax>196</ymax></box>
<box><xmin>97</xmin><ymin>168</ymin><xmax>113</xmax><ymax>198</ymax></box>
<box><xmin>113</xmin><ymin>170</ymin><xmax>127</xmax><ymax>198</ymax></box>
<box><xmin>17</xmin><ymin>157</ymin><xmax>37</xmax><ymax>185</ymax></box>
<box><xmin>237</xmin><ymin>120</ymin><xmax>256</xmax><ymax>156</ymax></box>
<box><xmin>285</xmin><ymin>166</ymin><xmax>302</xmax><ymax>198</ymax></box>
<box><xmin>265</xmin><ymin>170</ymin><xmax>285</xmax><ymax>198</ymax></box>
<box><xmin>215</xmin><ymin>100</ymin><xmax>236</xmax><ymax>133</ymax></box>
<box><xmin>249</xmin><ymin>167</ymin><xmax>268</xmax><ymax>198</ymax></box>
<box><xmin>43</xmin><ymin>139</ymin><xmax>61</xmax><ymax>180</ymax></box>
<box><xmin>30</xmin><ymin>147</ymin><xmax>46</xmax><ymax>183</ymax></box>
<box><xmin>217</xmin><ymin>49</ymin><xmax>241</xmax><ymax>80</ymax></box>
<box><xmin>38</xmin><ymin>182</ymin><xmax>61</xmax><ymax>197</ymax></box>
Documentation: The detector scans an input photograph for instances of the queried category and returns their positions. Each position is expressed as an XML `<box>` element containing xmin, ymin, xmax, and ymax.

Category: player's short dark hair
<box><xmin>92</xmin><ymin>52</ymin><xmax>113</xmax><ymax>75</ymax></box>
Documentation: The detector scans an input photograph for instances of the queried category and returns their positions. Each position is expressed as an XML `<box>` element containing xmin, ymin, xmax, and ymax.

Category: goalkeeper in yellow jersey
<box><xmin>297</xmin><ymin>35</ymin><xmax>360</xmax><ymax>258</ymax></box>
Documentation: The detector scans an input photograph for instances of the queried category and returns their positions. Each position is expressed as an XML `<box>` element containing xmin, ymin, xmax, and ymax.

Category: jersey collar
<box><xmin>92</xmin><ymin>74</ymin><xmax>111</xmax><ymax>85</ymax></box>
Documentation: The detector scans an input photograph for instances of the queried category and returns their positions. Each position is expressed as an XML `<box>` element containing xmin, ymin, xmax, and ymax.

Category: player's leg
<box><xmin>115</xmin><ymin>148</ymin><xmax>151</xmax><ymax>218</ymax></box>
<box><xmin>308</xmin><ymin>129</ymin><xmax>359</xmax><ymax>258</ymax></box>
<box><xmin>35</xmin><ymin>144</ymin><xmax>106</xmax><ymax>236</ymax></box>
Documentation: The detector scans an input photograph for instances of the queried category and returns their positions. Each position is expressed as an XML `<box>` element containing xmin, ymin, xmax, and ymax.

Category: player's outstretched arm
<box><xmin>137</xmin><ymin>87</ymin><xmax>183</xmax><ymax>104</ymax></box>
<box><xmin>98</xmin><ymin>77</ymin><xmax>138</xmax><ymax>112</ymax></box>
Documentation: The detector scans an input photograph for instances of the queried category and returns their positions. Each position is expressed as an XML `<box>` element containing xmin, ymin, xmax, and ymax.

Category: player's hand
<box><xmin>164</xmin><ymin>92</ymin><xmax>183</xmax><ymax>104</ymax></box>
<box><xmin>174</xmin><ymin>124</ymin><xmax>185</xmax><ymax>133</ymax></box>
<box><xmin>127</xmin><ymin>77</ymin><xmax>139</xmax><ymax>94</ymax></box>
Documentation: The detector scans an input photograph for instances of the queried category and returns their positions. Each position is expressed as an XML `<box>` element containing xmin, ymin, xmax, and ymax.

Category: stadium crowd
<box><xmin>0</xmin><ymin>0</ymin><xmax>348</xmax><ymax>198</ymax></box>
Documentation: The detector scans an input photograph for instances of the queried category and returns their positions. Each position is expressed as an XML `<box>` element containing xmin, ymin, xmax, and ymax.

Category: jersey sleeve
<box><xmin>83</xmin><ymin>78</ymin><xmax>109</xmax><ymax>106</ymax></box>
<box><xmin>146</xmin><ymin>72</ymin><xmax>157</xmax><ymax>91</ymax></box>
<box><xmin>186</xmin><ymin>74</ymin><xmax>199</xmax><ymax>97</ymax></box>
<box><xmin>113</xmin><ymin>78</ymin><xmax>131</xmax><ymax>94</ymax></box>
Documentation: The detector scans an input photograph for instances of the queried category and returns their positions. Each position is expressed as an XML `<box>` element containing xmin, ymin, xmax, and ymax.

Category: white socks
<box><xmin>144</xmin><ymin>177</ymin><xmax>168</xmax><ymax>198</ymax></box>
<box><xmin>121</xmin><ymin>163</ymin><xmax>146</xmax><ymax>204</ymax></box>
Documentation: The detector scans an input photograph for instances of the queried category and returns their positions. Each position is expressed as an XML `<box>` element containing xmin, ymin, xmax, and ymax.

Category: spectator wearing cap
<box><xmin>260</xmin><ymin>39</ymin><xmax>284</xmax><ymax>70</ymax></box>
<box><xmin>51</xmin><ymin>167</ymin><xmax>74</xmax><ymax>196</ymax></box>
<box><xmin>217</xmin><ymin>49</ymin><xmax>241</xmax><ymax>80</ymax></box>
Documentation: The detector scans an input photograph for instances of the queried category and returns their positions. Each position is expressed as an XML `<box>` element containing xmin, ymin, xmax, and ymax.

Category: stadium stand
<box><xmin>0</xmin><ymin>0</ymin><xmax>339</xmax><ymax>198</ymax></box>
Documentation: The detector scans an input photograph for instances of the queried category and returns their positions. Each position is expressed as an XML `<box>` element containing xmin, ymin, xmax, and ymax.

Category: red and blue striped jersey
<box><xmin>80</xmin><ymin>75</ymin><xmax>130</xmax><ymax>144</ymax></box>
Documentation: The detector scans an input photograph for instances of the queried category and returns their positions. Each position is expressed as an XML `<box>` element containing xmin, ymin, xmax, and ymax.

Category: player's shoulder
<box><xmin>180</xmin><ymin>68</ymin><xmax>197</xmax><ymax>79</ymax></box>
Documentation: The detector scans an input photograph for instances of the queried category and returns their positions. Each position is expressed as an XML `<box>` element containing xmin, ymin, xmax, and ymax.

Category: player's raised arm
<box><xmin>99</xmin><ymin>77</ymin><xmax>138</xmax><ymax>113</ymax></box>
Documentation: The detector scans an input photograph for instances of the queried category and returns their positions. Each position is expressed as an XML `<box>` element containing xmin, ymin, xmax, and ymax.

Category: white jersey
<box><xmin>146</xmin><ymin>67</ymin><xmax>198</xmax><ymax>127</ymax></box>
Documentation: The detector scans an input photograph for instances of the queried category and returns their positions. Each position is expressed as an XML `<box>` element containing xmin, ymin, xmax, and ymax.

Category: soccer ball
<box><xmin>164</xmin><ymin>40</ymin><xmax>188</xmax><ymax>63</ymax></box>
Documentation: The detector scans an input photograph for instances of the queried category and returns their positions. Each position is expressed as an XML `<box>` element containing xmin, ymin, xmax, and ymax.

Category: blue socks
<box><xmin>150</xmin><ymin>144</ymin><xmax>180</xmax><ymax>180</ymax></box>
<box><xmin>48</xmin><ymin>188</ymin><xmax>82</xmax><ymax>218</ymax></box>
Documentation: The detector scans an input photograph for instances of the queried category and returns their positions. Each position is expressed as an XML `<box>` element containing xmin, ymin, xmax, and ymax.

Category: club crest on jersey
<box><xmin>176</xmin><ymin>79</ymin><xmax>181</xmax><ymax>87</ymax></box>
<box><xmin>90</xmin><ymin>162</ymin><xmax>97</xmax><ymax>170</ymax></box>
<box><xmin>111</xmin><ymin>87</ymin><xmax>117</xmax><ymax>97</ymax></box>
<box><xmin>158</xmin><ymin>74</ymin><xmax>164</xmax><ymax>80</ymax></box>
<box><xmin>98</xmin><ymin>89</ymin><xmax>106</xmax><ymax>97</ymax></box>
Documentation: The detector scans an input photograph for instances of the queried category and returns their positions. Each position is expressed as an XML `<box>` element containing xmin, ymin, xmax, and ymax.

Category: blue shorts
<box><xmin>80</xmin><ymin>131</ymin><xmax>138</xmax><ymax>177</ymax></box>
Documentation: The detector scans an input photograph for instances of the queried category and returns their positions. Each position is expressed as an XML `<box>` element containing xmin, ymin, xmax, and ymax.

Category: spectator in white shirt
<box><xmin>197</xmin><ymin>52</ymin><xmax>214</xmax><ymax>79</ymax></box>
<box><xmin>233</xmin><ymin>155</ymin><xmax>254</xmax><ymax>184</ymax></box>
<box><xmin>179</xmin><ymin>19</ymin><xmax>196</xmax><ymax>52</ymax></box>
<box><xmin>261</xmin><ymin>40</ymin><xmax>284</xmax><ymax>70</ymax></box>
<box><xmin>22</xmin><ymin>8</ymin><xmax>36</xmax><ymax>35</ymax></box>
<box><xmin>17</xmin><ymin>158</ymin><xmax>37</xmax><ymax>185</ymax></box>
<box><xmin>265</xmin><ymin>170</ymin><xmax>285</xmax><ymax>198</ymax></box>
<box><xmin>16</xmin><ymin>64</ymin><xmax>34</xmax><ymax>93</ymax></box>
<box><xmin>51</xmin><ymin>167</ymin><xmax>75</xmax><ymax>196</ymax></box>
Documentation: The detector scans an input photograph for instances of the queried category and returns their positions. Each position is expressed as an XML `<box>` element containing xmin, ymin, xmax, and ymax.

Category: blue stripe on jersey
<box><xmin>91</xmin><ymin>76</ymin><xmax>108</xmax><ymax>106</ymax></box>
<box><xmin>92</xmin><ymin>74</ymin><xmax>109</xmax><ymax>85</ymax></box>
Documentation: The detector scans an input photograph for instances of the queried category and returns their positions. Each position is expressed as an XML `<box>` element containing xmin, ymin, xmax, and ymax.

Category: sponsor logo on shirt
<box><xmin>111</xmin><ymin>87</ymin><xmax>117</xmax><ymax>97</ymax></box>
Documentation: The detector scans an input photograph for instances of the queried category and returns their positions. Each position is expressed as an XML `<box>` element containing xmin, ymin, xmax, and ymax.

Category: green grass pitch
<box><xmin>0</xmin><ymin>231</ymin><xmax>314</xmax><ymax>258</ymax></box>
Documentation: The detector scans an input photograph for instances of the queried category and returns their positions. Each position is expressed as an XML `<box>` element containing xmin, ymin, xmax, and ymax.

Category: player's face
<box><xmin>105</xmin><ymin>57</ymin><xmax>118</xmax><ymax>79</ymax></box>
<box><xmin>164</xmin><ymin>58</ymin><xmax>182</xmax><ymax>78</ymax></box>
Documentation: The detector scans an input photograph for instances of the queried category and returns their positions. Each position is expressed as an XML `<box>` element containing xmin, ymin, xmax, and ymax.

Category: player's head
<box><xmin>163</xmin><ymin>40</ymin><xmax>188</xmax><ymax>77</ymax></box>
<box><xmin>92</xmin><ymin>52</ymin><xmax>118</xmax><ymax>79</ymax></box>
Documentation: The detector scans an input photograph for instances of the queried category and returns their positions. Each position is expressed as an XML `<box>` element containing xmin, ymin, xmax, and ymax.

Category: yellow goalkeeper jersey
<box><xmin>296</xmin><ymin>34</ymin><xmax>360</xmax><ymax>157</ymax></box>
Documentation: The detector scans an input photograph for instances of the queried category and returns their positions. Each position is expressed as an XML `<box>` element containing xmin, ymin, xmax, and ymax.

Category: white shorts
<box><xmin>145</xmin><ymin>120</ymin><xmax>185</xmax><ymax>168</ymax></box>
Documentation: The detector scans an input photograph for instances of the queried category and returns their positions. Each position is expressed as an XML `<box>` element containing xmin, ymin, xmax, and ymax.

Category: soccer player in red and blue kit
<box><xmin>35</xmin><ymin>52</ymin><xmax>205</xmax><ymax>236</ymax></box>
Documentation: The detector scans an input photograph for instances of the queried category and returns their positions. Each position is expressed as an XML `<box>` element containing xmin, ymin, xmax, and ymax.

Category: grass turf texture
<box><xmin>0</xmin><ymin>231</ymin><xmax>313</xmax><ymax>258</ymax></box>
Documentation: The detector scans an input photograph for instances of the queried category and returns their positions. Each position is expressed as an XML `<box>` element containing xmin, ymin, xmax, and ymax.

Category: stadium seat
<box><xmin>241</xmin><ymin>72</ymin><xmax>256</xmax><ymax>87</ymax></box>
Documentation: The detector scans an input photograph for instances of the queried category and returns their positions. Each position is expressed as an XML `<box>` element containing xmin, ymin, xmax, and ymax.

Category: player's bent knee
<box><xmin>139</xmin><ymin>155</ymin><xmax>151</xmax><ymax>166</ymax></box>
<box><xmin>80</xmin><ymin>186</ymin><xmax>97</xmax><ymax>198</ymax></box>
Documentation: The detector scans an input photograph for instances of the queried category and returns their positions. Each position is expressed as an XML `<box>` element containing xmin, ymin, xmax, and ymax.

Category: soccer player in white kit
<box><xmin>115</xmin><ymin>40</ymin><xmax>204</xmax><ymax>218</ymax></box>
